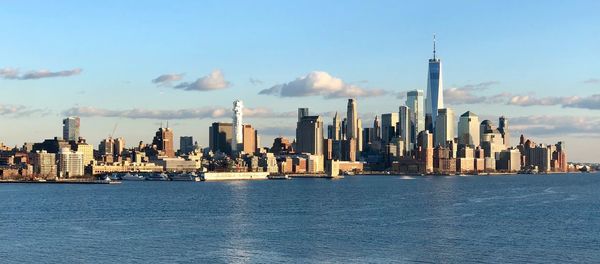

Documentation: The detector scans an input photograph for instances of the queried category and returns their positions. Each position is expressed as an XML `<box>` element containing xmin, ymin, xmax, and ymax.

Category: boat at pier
<box><xmin>267</xmin><ymin>174</ymin><xmax>290</xmax><ymax>180</ymax></box>
<box><xmin>144</xmin><ymin>173</ymin><xmax>170</xmax><ymax>181</ymax></box>
<box><xmin>122</xmin><ymin>173</ymin><xmax>145</xmax><ymax>181</ymax></box>
<box><xmin>169</xmin><ymin>172</ymin><xmax>201</xmax><ymax>181</ymax></box>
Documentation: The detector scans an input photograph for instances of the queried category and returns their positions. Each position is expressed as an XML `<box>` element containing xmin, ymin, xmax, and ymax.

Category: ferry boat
<box><xmin>108</xmin><ymin>173</ymin><xmax>121</xmax><ymax>181</ymax></box>
<box><xmin>267</xmin><ymin>174</ymin><xmax>290</xmax><ymax>180</ymax></box>
<box><xmin>169</xmin><ymin>172</ymin><xmax>201</xmax><ymax>181</ymax></box>
<box><xmin>122</xmin><ymin>173</ymin><xmax>144</xmax><ymax>181</ymax></box>
<box><xmin>144</xmin><ymin>173</ymin><xmax>170</xmax><ymax>181</ymax></box>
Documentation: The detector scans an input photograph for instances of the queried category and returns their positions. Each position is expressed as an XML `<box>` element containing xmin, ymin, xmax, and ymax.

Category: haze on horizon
<box><xmin>0</xmin><ymin>1</ymin><xmax>599</xmax><ymax>163</ymax></box>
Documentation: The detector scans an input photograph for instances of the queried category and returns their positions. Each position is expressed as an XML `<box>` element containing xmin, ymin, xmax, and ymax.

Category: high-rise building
<box><xmin>209</xmin><ymin>122</ymin><xmax>233</xmax><ymax>155</ymax></box>
<box><xmin>341</xmin><ymin>118</ymin><xmax>347</xmax><ymax>140</ymax></box>
<box><xmin>298</xmin><ymin>108</ymin><xmax>309</xmax><ymax>122</ymax></box>
<box><xmin>362</xmin><ymin>127</ymin><xmax>374</xmax><ymax>151</ymax></box>
<box><xmin>399</xmin><ymin>106</ymin><xmax>412</xmax><ymax>153</ymax></box>
<box><xmin>480</xmin><ymin>120</ymin><xmax>505</xmax><ymax>158</ymax></box>
<box><xmin>296</xmin><ymin>115</ymin><xmax>324</xmax><ymax>156</ymax></box>
<box><xmin>458</xmin><ymin>111</ymin><xmax>480</xmax><ymax>147</ymax></box>
<box><xmin>496</xmin><ymin>148</ymin><xmax>521</xmax><ymax>172</ymax></box>
<box><xmin>76</xmin><ymin>139</ymin><xmax>94</xmax><ymax>166</ymax></box>
<box><xmin>341</xmin><ymin>138</ymin><xmax>356</xmax><ymax>162</ymax></box>
<box><xmin>406</xmin><ymin>90</ymin><xmax>425</xmax><ymax>137</ymax></box>
<box><xmin>381</xmin><ymin>113</ymin><xmax>399</xmax><ymax>145</ymax></box>
<box><xmin>33</xmin><ymin>150</ymin><xmax>57</xmax><ymax>177</ymax></box>
<box><xmin>332</xmin><ymin>112</ymin><xmax>341</xmax><ymax>140</ymax></box>
<box><xmin>347</xmin><ymin>99</ymin><xmax>358</xmax><ymax>139</ymax></box>
<box><xmin>357</xmin><ymin>118</ymin><xmax>363</xmax><ymax>157</ymax></box>
<box><xmin>434</xmin><ymin>108</ymin><xmax>455</xmax><ymax>147</ymax></box>
<box><xmin>242</xmin><ymin>124</ymin><xmax>257</xmax><ymax>154</ymax></box>
<box><xmin>373</xmin><ymin>115</ymin><xmax>381</xmax><ymax>141</ymax></box>
<box><xmin>58</xmin><ymin>147</ymin><xmax>84</xmax><ymax>178</ymax></box>
<box><xmin>62</xmin><ymin>117</ymin><xmax>80</xmax><ymax>141</ymax></box>
<box><xmin>180</xmin><ymin>136</ymin><xmax>195</xmax><ymax>154</ymax></box>
<box><xmin>232</xmin><ymin>100</ymin><xmax>244</xmax><ymax>153</ymax></box>
<box><xmin>99</xmin><ymin>137</ymin><xmax>115</xmax><ymax>161</ymax></box>
<box><xmin>152</xmin><ymin>126</ymin><xmax>175</xmax><ymax>158</ymax></box>
<box><xmin>498</xmin><ymin>116</ymin><xmax>510</xmax><ymax>147</ymax></box>
<box><xmin>526</xmin><ymin>144</ymin><xmax>551</xmax><ymax>172</ymax></box>
<box><xmin>425</xmin><ymin>36</ymin><xmax>444</xmax><ymax>131</ymax></box>
<box><xmin>114</xmin><ymin>137</ymin><xmax>125</xmax><ymax>157</ymax></box>
<box><xmin>417</xmin><ymin>130</ymin><xmax>434</xmax><ymax>173</ymax></box>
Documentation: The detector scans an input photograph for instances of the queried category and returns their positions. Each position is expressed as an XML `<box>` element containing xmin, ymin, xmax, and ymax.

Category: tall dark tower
<box><xmin>499</xmin><ymin>116</ymin><xmax>510</xmax><ymax>147</ymax></box>
<box><xmin>425</xmin><ymin>34</ymin><xmax>444</xmax><ymax>132</ymax></box>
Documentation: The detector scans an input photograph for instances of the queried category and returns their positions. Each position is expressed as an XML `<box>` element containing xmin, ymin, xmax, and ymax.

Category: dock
<box><xmin>0</xmin><ymin>180</ymin><xmax>121</xmax><ymax>184</ymax></box>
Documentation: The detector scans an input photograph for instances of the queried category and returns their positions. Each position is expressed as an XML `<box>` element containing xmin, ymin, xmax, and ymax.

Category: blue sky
<box><xmin>1</xmin><ymin>1</ymin><xmax>599</xmax><ymax>162</ymax></box>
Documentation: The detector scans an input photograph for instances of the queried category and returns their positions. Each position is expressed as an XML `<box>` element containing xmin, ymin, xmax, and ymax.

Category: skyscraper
<box><xmin>232</xmin><ymin>100</ymin><xmax>244</xmax><ymax>152</ymax></box>
<box><xmin>242</xmin><ymin>124</ymin><xmax>257</xmax><ymax>154</ymax></box>
<box><xmin>296</xmin><ymin>115</ymin><xmax>324</xmax><ymax>155</ymax></box>
<box><xmin>399</xmin><ymin>106</ymin><xmax>412</xmax><ymax>152</ymax></box>
<box><xmin>458</xmin><ymin>111</ymin><xmax>480</xmax><ymax>147</ymax></box>
<box><xmin>346</xmin><ymin>99</ymin><xmax>358</xmax><ymax>139</ymax></box>
<box><xmin>209</xmin><ymin>122</ymin><xmax>233</xmax><ymax>155</ymax></box>
<box><xmin>114</xmin><ymin>137</ymin><xmax>125</xmax><ymax>157</ymax></box>
<box><xmin>357</xmin><ymin>118</ymin><xmax>363</xmax><ymax>154</ymax></box>
<box><xmin>152</xmin><ymin>126</ymin><xmax>175</xmax><ymax>158</ymax></box>
<box><xmin>332</xmin><ymin>112</ymin><xmax>341</xmax><ymax>140</ymax></box>
<box><xmin>434</xmin><ymin>108</ymin><xmax>455</xmax><ymax>147</ymax></box>
<box><xmin>406</xmin><ymin>90</ymin><xmax>425</xmax><ymax>136</ymax></box>
<box><xmin>180</xmin><ymin>136</ymin><xmax>194</xmax><ymax>154</ymax></box>
<box><xmin>62</xmin><ymin>116</ymin><xmax>80</xmax><ymax>141</ymax></box>
<box><xmin>425</xmin><ymin>35</ymin><xmax>444</xmax><ymax>131</ymax></box>
<box><xmin>381</xmin><ymin>113</ymin><xmax>399</xmax><ymax>145</ymax></box>
<box><xmin>498</xmin><ymin>116</ymin><xmax>510</xmax><ymax>147</ymax></box>
<box><xmin>298</xmin><ymin>108</ymin><xmax>309</xmax><ymax>122</ymax></box>
<box><xmin>373</xmin><ymin>115</ymin><xmax>381</xmax><ymax>141</ymax></box>
<box><xmin>99</xmin><ymin>137</ymin><xmax>115</xmax><ymax>162</ymax></box>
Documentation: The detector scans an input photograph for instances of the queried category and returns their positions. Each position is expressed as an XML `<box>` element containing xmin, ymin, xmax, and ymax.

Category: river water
<box><xmin>1</xmin><ymin>173</ymin><xmax>599</xmax><ymax>263</ymax></box>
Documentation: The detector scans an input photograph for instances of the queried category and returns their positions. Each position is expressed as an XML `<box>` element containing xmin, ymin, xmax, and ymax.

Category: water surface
<box><xmin>1</xmin><ymin>173</ymin><xmax>599</xmax><ymax>263</ymax></box>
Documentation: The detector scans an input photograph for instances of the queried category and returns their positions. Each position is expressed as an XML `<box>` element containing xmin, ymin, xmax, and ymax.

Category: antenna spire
<box><xmin>433</xmin><ymin>33</ymin><xmax>437</xmax><ymax>60</ymax></box>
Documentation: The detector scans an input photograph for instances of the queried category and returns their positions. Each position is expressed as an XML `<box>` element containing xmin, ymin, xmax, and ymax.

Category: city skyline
<box><xmin>1</xmin><ymin>1</ymin><xmax>600</xmax><ymax>163</ymax></box>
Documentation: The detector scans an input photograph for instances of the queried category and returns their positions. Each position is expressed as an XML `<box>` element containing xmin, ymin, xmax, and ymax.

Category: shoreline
<box><xmin>0</xmin><ymin>180</ymin><xmax>120</xmax><ymax>184</ymax></box>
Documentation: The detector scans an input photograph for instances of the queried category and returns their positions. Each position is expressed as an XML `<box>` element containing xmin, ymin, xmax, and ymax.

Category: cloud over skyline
<box><xmin>444</xmin><ymin>81</ymin><xmax>509</xmax><ymax>105</ymax></box>
<box><xmin>249</xmin><ymin>78</ymin><xmax>263</xmax><ymax>85</ymax></box>
<box><xmin>0</xmin><ymin>68</ymin><xmax>82</xmax><ymax>80</ymax></box>
<box><xmin>507</xmin><ymin>94</ymin><xmax>600</xmax><ymax>110</ymax></box>
<box><xmin>0</xmin><ymin>103</ymin><xmax>47</xmax><ymax>117</ymax></box>
<box><xmin>173</xmin><ymin>69</ymin><xmax>230</xmax><ymax>91</ymax></box>
<box><xmin>510</xmin><ymin>115</ymin><xmax>600</xmax><ymax>137</ymax></box>
<box><xmin>259</xmin><ymin>71</ymin><xmax>387</xmax><ymax>99</ymax></box>
<box><xmin>62</xmin><ymin>106</ymin><xmax>296</xmax><ymax>120</ymax></box>
<box><xmin>152</xmin><ymin>73</ymin><xmax>184</xmax><ymax>85</ymax></box>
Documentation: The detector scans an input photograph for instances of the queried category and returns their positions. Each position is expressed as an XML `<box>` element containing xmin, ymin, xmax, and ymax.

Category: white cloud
<box><xmin>174</xmin><ymin>69</ymin><xmax>230</xmax><ymax>91</ymax></box>
<box><xmin>507</xmin><ymin>94</ymin><xmax>600</xmax><ymax>110</ymax></box>
<box><xmin>0</xmin><ymin>68</ymin><xmax>19</xmax><ymax>79</ymax></box>
<box><xmin>259</xmin><ymin>71</ymin><xmax>387</xmax><ymax>99</ymax></box>
<box><xmin>510</xmin><ymin>115</ymin><xmax>600</xmax><ymax>137</ymax></box>
<box><xmin>0</xmin><ymin>103</ymin><xmax>47</xmax><ymax>117</ymax></box>
<box><xmin>152</xmin><ymin>73</ymin><xmax>184</xmax><ymax>85</ymax></box>
<box><xmin>0</xmin><ymin>68</ymin><xmax>82</xmax><ymax>80</ymax></box>
<box><xmin>444</xmin><ymin>81</ymin><xmax>505</xmax><ymax>105</ymax></box>
<box><xmin>249</xmin><ymin>78</ymin><xmax>263</xmax><ymax>85</ymax></box>
<box><xmin>62</xmin><ymin>106</ymin><xmax>296</xmax><ymax>120</ymax></box>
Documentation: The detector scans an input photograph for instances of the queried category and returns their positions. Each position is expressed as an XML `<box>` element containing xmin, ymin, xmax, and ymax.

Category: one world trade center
<box><xmin>425</xmin><ymin>35</ymin><xmax>444</xmax><ymax>132</ymax></box>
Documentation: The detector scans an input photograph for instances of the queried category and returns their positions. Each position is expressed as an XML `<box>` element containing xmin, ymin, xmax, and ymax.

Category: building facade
<box><xmin>62</xmin><ymin>116</ymin><xmax>80</xmax><ymax>141</ymax></box>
